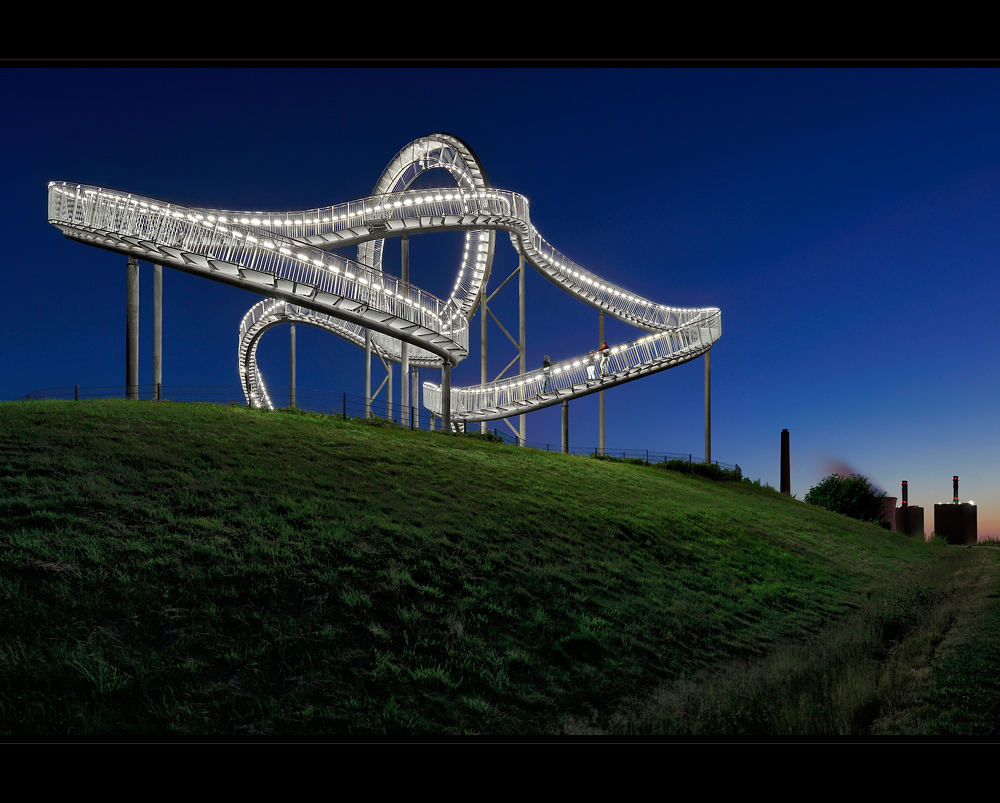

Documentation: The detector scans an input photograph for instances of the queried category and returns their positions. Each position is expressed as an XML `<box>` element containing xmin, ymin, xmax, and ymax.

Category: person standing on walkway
<box><xmin>598</xmin><ymin>341</ymin><xmax>610</xmax><ymax>376</ymax></box>
<box><xmin>542</xmin><ymin>355</ymin><xmax>554</xmax><ymax>393</ymax></box>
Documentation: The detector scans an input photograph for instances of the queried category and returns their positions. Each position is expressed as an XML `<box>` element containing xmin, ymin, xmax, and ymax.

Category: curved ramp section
<box><xmin>423</xmin><ymin>311</ymin><xmax>720</xmax><ymax>423</ymax></box>
<box><xmin>234</xmin><ymin>183</ymin><xmax>715</xmax><ymax>397</ymax></box>
<box><xmin>240</xmin><ymin>297</ymin><xmax>445</xmax><ymax>410</ymax></box>
<box><xmin>242</xmin><ymin>185</ymin><xmax>709</xmax><ymax>335</ymax></box>
<box><xmin>47</xmin><ymin>182</ymin><xmax>470</xmax><ymax>371</ymax></box>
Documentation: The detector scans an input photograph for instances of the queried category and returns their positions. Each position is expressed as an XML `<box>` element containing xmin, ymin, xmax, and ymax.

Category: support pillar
<box><xmin>400</xmin><ymin>235</ymin><xmax>409</xmax><ymax>427</ymax></box>
<box><xmin>704</xmin><ymin>348</ymin><xmax>711</xmax><ymax>464</ymax></box>
<box><xmin>153</xmin><ymin>263</ymin><xmax>162</xmax><ymax>394</ymax></box>
<box><xmin>126</xmin><ymin>257</ymin><xmax>139</xmax><ymax>400</ymax></box>
<box><xmin>561</xmin><ymin>401</ymin><xmax>569</xmax><ymax>454</ymax></box>
<box><xmin>519</xmin><ymin>252</ymin><xmax>526</xmax><ymax>446</ymax></box>
<box><xmin>598</xmin><ymin>310</ymin><xmax>605</xmax><ymax>455</ymax></box>
<box><xmin>289</xmin><ymin>322</ymin><xmax>296</xmax><ymax>408</ymax></box>
<box><xmin>441</xmin><ymin>363</ymin><xmax>451</xmax><ymax>432</ymax></box>
<box><xmin>481</xmin><ymin>277</ymin><xmax>488</xmax><ymax>435</ymax></box>
<box><xmin>364</xmin><ymin>329</ymin><xmax>372</xmax><ymax>418</ymax></box>
<box><xmin>387</xmin><ymin>362</ymin><xmax>393</xmax><ymax>422</ymax></box>
<box><xmin>412</xmin><ymin>368</ymin><xmax>419</xmax><ymax>430</ymax></box>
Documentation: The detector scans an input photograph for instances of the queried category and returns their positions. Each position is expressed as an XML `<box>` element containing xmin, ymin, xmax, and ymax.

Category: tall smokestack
<box><xmin>902</xmin><ymin>480</ymin><xmax>908</xmax><ymax>507</ymax></box>
<box><xmin>781</xmin><ymin>429</ymin><xmax>790</xmax><ymax>495</ymax></box>
<box><xmin>953</xmin><ymin>476</ymin><xmax>959</xmax><ymax>504</ymax></box>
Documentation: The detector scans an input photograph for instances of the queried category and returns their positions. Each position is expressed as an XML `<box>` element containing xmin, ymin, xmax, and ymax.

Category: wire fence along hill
<box><xmin>13</xmin><ymin>383</ymin><xmax>740</xmax><ymax>474</ymax></box>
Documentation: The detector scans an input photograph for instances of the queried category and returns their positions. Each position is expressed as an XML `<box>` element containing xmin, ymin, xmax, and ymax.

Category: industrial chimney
<box><xmin>780</xmin><ymin>429</ymin><xmax>790</xmax><ymax>495</ymax></box>
<box><xmin>897</xmin><ymin>480</ymin><xmax>924</xmax><ymax>538</ymax></box>
<box><xmin>953</xmin><ymin>476</ymin><xmax>959</xmax><ymax>505</ymax></box>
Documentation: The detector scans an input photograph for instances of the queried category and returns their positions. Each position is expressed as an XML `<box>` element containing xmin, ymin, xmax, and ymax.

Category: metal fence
<box><xmin>11</xmin><ymin>383</ymin><xmax>739</xmax><ymax>475</ymax></box>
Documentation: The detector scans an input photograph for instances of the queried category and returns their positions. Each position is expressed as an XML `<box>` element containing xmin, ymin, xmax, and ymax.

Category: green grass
<box><xmin>1</xmin><ymin>399</ymin><xmax>998</xmax><ymax>737</ymax></box>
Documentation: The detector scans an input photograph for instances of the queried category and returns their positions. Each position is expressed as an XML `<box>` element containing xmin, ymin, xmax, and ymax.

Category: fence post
<box><xmin>75</xmin><ymin>384</ymin><xmax>79</xmax><ymax>401</ymax></box>
<box><xmin>343</xmin><ymin>392</ymin><xmax>347</xmax><ymax>420</ymax></box>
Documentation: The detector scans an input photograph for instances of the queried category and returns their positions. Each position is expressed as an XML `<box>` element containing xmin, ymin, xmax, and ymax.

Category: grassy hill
<box><xmin>1</xmin><ymin>400</ymin><xmax>998</xmax><ymax>737</ymax></box>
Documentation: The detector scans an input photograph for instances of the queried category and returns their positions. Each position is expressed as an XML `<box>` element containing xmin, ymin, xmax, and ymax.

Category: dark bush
<box><xmin>804</xmin><ymin>474</ymin><xmax>888</xmax><ymax>526</ymax></box>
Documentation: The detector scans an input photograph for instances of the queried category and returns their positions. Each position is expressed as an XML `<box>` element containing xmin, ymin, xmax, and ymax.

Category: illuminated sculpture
<box><xmin>48</xmin><ymin>133</ymin><xmax>721</xmax><ymax>434</ymax></box>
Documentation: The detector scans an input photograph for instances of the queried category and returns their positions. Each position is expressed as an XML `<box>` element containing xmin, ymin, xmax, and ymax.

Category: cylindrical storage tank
<box><xmin>882</xmin><ymin>497</ymin><xmax>897</xmax><ymax>531</ymax></box>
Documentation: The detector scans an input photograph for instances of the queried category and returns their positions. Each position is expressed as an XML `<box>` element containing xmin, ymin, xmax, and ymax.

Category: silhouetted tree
<box><xmin>804</xmin><ymin>474</ymin><xmax>888</xmax><ymax>527</ymax></box>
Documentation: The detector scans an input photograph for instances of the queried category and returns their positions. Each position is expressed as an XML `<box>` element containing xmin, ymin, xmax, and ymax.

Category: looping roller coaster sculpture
<box><xmin>47</xmin><ymin>133</ymin><xmax>721</xmax><ymax>428</ymax></box>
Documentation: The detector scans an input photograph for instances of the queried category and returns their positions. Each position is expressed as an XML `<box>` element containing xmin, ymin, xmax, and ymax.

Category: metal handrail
<box><xmin>423</xmin><ymin>310</ymin><xmax>721</xmax><ymax>421</ymax></box>
<box><xmin>47</xmin><ymin>182</ymin><xmax>470</xmax><ymax>361</ymax></box>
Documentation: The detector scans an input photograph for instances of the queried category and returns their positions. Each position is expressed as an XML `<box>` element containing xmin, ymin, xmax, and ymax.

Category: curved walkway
<box><xmin>47</xmin><ymin>133</ymin><xmax>721</xmax><ymax>424</ymax></box>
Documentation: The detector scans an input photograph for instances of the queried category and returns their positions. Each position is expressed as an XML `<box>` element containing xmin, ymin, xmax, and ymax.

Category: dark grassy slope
<box><xmin>0</xmin><ymin>400</ymin><xmax>995</xmax><ymax>736</ymax></box>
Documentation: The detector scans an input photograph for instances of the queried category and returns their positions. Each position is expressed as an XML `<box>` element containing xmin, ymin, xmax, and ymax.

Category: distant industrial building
<box><xmin>779</xmin><ymin>435</ymin><xmax>972</xmax><ymax>543</ymax></box>
<box><xmin>932</xmin><ymin>477</ymin><xmax>977</xmax><ymax>545</ymax></box>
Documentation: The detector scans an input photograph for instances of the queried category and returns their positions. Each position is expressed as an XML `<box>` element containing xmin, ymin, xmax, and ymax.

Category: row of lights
<box><xmin>189</xmin><ymin>186</ymin><xmax>506</xmax><ymax>231</ymax></box>
<box><xmin>56</xmin><ymin>184</ymin><xmax>467</xmax><ymax>343</ymax></box>
<box><xmin>448</xmin><ymin>329</ymin><xmax>695</xmax><ymax>398</ymax></box>
<box><xmin>136</xmin><ymin>191</ymin><xmax>462</xmax><ymax>322</ymax></box>
<box><xmin>70</xmin><ymin>186</ymin><xmax>682</xmax><ymax>334</ymax></box>
<box><xmin>57</xmin><ymin>183</ymin><xmax>677</xmax><ymax>323</ymax></box>
<box><xmin>62</xmin><ymin>182</ymin><xmax>669</xmax><ymax>323</ymax></box>
<box><xmin>62</xmin><ymin>183</ymin><xmax>688</xmax><ymax>333</ymax></box>
<box><xmin>55</xmin><ymin>184</ymin><xmax>711</xmax><ymax>386</ymax></box>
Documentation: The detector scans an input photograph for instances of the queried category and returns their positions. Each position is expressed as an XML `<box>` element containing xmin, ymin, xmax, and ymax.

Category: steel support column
<box><xmin>519</xmin><ymin>252</ymin><xmax>526</xmax><ymax>446</ymax></box>
<box><xmin>441</xmin><ymin>363</ymin><xmax>451</xmax><ymax>432</ymax></box>
<box><xmin>562</xmin><ymin>401</ymin><xmax>569</xmax><ymax>454</ymax></box>
<box><xmin>480</xmin><ymin>277</ymin><xmax>487</xmax><ymax>435</ymax></box>
<box><xmin>153</xmin><ymin>263</ymin><xmax>162</xmax><ymax>394</ymax></box>
<box><xmin>480</xmin><ymin>255</ymin><xmax>526</xmax><ymax>443</ymax></box>
<box><xmin>412</xmin><ymin>368</ymin><xmax>419</xmax><ymax>430</ymax></box>
<box><xmin>705</xmin><ymin>348</ymin><xmax>712</xmax><ymax>465</ymax></box>
<box><xmin>599</xmin><ymin>310</ymin><xmax>605</xmax><ymax>455</ymax></box>
<box><xmin>126</xmin><ymin>257</ymin><xmax>139</xmax><ymax>400</ymax></box>
<box><xmin>400</xmin><ymin>235</ymin><xmax>409</xmax><ymax>427</ymax></box>
<box><xmin>290</xmin><ymin>322</ymin><xmax>296</xmax><ymax>408</ymax></box>
<box><xmin>364</xmin><ymin>329</ymin><xmax>372</xmax><ymax>418</ymax></box>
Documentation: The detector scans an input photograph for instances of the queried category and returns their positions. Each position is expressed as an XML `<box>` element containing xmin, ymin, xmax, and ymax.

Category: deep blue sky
<box><xmin>5</xmin><ymin>66</ymin><xmax>999</xmax><ymax>535</ymax></box>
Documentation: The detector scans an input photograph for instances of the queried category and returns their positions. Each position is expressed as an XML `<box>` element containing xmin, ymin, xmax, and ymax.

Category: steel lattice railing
<box><xmin>47</xmin><ymin>181</ymin><xmax>471</xmax><ymax>365</ymax></box>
